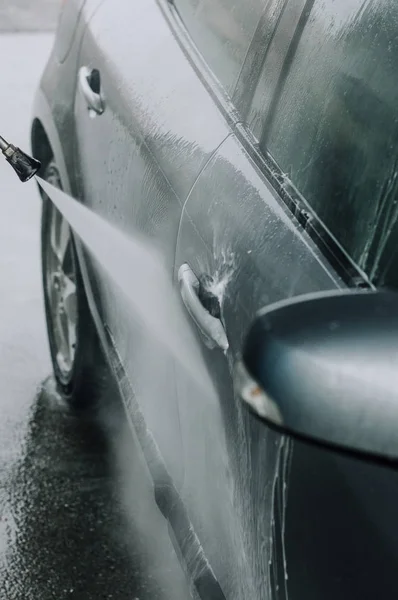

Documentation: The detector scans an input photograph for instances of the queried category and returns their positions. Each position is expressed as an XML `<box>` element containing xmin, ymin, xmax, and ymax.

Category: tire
<box><xmin>41</xmin><ymin>161</ymin><xmax>104</xmax><ymax>409</ymax></box>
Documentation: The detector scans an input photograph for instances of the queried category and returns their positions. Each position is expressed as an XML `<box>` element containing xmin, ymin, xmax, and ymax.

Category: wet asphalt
<box><xmin>1</xmin><ymin>372</ymin><xmax>190</xmax><ymax>600</ymax></box>
<box><xmin>0</xmin><ymin>6</ymin><xmax>191</xmax><ymax>600</ymax></box>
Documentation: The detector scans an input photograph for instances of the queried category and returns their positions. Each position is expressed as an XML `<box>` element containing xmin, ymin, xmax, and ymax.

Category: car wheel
<box><xmin>41</xmin><ymin>161</ymin><xmax>104</xmax><ymax>408</ymax></box>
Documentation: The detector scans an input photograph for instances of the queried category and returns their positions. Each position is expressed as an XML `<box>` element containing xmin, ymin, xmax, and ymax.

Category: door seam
<box><xmin>175</xmin><ymin>132</ymin><xmax>233</xmax><ymax>262</ymax></box>
<box><xmin>172</xmin><ymin>132</ymin><xmax>232</xmax><ymax>495</ymax></box>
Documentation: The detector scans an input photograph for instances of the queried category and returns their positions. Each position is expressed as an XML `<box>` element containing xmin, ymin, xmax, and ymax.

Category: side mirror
<box><xmin>236</xmin><ymin>290</ymin><xmax>398</xmax><ymax>464</ymax></box>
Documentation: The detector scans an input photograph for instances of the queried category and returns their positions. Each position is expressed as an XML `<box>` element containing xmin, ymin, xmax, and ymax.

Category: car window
<box><xmin>245</xmin><ymin>0</ymin><xmax>309</xmax><ymax>137</ymax></box>
<box><xmin>173</xmin><ymin>0</ymin><xmax>267</xmax><ymax>94</ymax></box>
<box><xmin>256</xmin><ymin>0</ymin><xmax>398</xmax><ymax>286</ymax></box>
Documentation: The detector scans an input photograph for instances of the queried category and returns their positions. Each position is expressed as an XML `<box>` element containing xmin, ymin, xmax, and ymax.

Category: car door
<box><xmin>174</xmin><ymin>137</ymin><xmax>346</xmax><ymax>600</ymax></box>
<box><xmin>173</xmin><ymin>0</ymin><xmax>398</xmax><ymax>598</ymax></box>
<box><xmin>172</xmin><ymin>2</ymin><xmax>343</xmax><ymax>599</ymax></box>
<box><xmin>73</xmin><ymin>0</ymin><xmax>231</xmax><ymax>492</ymax></box>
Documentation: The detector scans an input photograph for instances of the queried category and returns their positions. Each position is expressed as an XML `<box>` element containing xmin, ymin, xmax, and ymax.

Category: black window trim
<box><xmin>232</xmin><ymin>0</ymin><xmax>290</xmax><ymax>120</ymax></box>
<box><xmin>254</xmin><ymin>0</ymin><xmax>373</xmax><ymax>289</ymax></box>
<box><xmin>259</xmin><ymin>0</ymin><xmax>316</xmax><ymax>147</ymax></box>
<box><xmin>237</xmin><ymin>0</ymin><xmax>373</xmax><ymax>290</ymax></box>
<box><xmin>237</xmin><ymin>123</ymin><xmax>373</xmax><ymax>290</ymax></box>
<box><xmin>232</xmin><ymin>0</ymin><xmax>289</xmax><ymax>115</ymax></box>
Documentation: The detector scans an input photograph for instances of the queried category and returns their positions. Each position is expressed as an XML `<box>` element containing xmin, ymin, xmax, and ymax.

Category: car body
<box><xmin>32</xmin><ymin>0</ymin><xmax>398</xmax><ymax>598</ymax></box>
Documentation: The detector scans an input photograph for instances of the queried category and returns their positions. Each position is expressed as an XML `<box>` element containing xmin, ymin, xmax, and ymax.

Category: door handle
<box><xmin>78</xmin><ymin>66</ymin><xmax>105</xmax><ymax>115</ymax></box>
<box><xmin>178</xmin><ymin>264</ymin><xmax>229</xmax><ymax>351</ymax></box>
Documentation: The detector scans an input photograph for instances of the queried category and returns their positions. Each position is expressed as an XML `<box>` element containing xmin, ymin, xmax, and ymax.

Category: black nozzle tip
<box><xmin>6</xmin><ymin>146</ymin><xmax>41</xmax><ymax>182</ymax></box>
<box><xmin>1</xmin><ymin>137</ymin><xmax>41</xmax><ymax>182</ymax></box>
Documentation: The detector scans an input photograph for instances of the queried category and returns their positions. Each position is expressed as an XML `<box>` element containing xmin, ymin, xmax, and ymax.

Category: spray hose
<box><xmin>0</xmin><ymin>135</ymin><xmax>41</xmax><ymax>182</ymax></box>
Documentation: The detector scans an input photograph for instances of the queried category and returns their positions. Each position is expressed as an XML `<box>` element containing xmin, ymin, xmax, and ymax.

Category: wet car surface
<box><xmin>3</xmin><ymin>0</ymin><xmax>398</xmax><ymax>598</ymax></box>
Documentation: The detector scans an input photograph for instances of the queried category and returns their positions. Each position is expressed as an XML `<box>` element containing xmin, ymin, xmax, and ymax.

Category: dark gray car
<box><xmin>31</xmin><ymin>0</ymin><xmax>398</xmax><ymax>598</ymax></box>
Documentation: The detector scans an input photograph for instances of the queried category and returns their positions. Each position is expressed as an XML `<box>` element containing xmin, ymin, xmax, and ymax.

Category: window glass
<box><xmin>247</xmin><ymin>0</ymin><xmax>308</xmax><ymax>138</ymax></box>
<box><xmin>260</xmin><ymin>0</ymin><xmax>398</xmax><ymax>284</ymax></box>
<box><xmin>174</xmin><ymin>0</ymin><xmax>266</xmax><ymax>94</ymax></box>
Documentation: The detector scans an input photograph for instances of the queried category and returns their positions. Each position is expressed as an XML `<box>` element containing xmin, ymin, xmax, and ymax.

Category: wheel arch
<box><xmin>31</xmin><ymin>118</ymin><xmax>53</xmax><ymax>173</ymax></box>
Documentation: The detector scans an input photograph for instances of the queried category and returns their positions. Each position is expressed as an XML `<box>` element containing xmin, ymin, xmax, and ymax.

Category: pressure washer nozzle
<box><xmin>0</xmin><ymin>136</ymin><xmax>41</xmax><ymax>182</ymax></box>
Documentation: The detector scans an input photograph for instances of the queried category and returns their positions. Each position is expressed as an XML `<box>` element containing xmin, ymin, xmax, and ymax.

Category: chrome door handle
<box><xmin>178</xmin><ymin>264</ymin><xmax>229</xmax><ymax>351</ymax></box>
<box><xmin>78</xmin><ymin>66</ymin><xmax>105</xmax><ymax>115</ymax></box>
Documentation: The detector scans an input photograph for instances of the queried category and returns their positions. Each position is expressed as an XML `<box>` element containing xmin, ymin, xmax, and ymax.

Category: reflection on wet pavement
<box><xmin>0</xmin><ymin>376</ymin><xmax>191</xmax><ymax>600</ymax></box>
